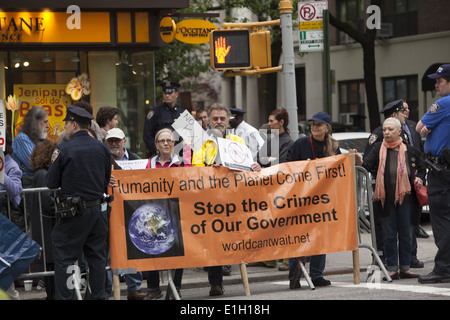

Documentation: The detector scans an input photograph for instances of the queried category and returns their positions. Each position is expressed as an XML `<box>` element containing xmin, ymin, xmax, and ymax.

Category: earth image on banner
<box><xmin>128</xmin><ymin>203</ymin><xmax>178</xmax><ymax>255</ymax></box>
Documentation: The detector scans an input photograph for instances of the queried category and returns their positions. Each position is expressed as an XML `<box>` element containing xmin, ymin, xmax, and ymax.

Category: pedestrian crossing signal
<box><xmin>210</xmin><ymin>29</ymin><xmax>251</xmax><ymax>70</ymax></box>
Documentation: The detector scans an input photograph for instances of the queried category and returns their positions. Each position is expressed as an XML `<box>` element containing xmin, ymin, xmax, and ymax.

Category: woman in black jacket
<box><xmin>355</xmin><ymin>118</ymin><xmax>426</xmax><ymax>280</ymax></box>
<box><xmin>286</xmin><ymin>112</ymin><xmax>339</xmax><ymax>288</ymax></box>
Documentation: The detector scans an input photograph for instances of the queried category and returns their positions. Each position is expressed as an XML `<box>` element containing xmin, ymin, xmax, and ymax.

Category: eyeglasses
<box><xmin>157</xmin><ymin>139</ymin><xmax>173</xmax><ymax>144</ymax></box>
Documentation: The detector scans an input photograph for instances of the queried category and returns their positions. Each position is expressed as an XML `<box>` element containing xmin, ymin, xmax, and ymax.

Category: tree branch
<box><xmin>328</xmin><ymin>12</ymin><xmax>366</xmax><ymax>46</ymax></box>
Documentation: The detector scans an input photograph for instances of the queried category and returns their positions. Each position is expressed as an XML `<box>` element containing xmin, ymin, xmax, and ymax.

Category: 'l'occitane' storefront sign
<box><xmin>175</xmin><ymin>19</ymin><xmax>217</xmax><ymax>44</ymax></box>
<box><xmin>160</xmin><ymin>18</ymin><xmax>217</xmax><ymax>44</ymax></box>
<box><xmin>0</xmin><ymin>12</ymin><xmax>110</xmax><ymax>43</ymax></box>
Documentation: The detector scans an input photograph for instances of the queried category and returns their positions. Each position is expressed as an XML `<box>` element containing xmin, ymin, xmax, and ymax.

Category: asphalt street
<box><xmin>13</xmin><ymin>220</ymin><xmax>449</xmax><ymax>302</ymax></box>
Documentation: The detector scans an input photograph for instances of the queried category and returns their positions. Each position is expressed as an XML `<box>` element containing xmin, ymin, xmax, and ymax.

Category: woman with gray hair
<box><xmin>355</xmin><ymin>117</ymin><xmax>426</xmax><ymax>280</ymax></box>
<box><xmin>144</xmin><ymin>128</ymin><xmax>191</xmax><ymax>299</ymax></box>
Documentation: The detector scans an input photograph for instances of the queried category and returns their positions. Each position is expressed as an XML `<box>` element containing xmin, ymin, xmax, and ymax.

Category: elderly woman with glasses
<box><xmin>145</xmin><ymin>128</ymin><xmax>190</xmax><ymax>299</ymax></box>
<box><xmin>146</xmin><ymin>128</ymin><xmax>190</xmax><ymax>168</ymax></box>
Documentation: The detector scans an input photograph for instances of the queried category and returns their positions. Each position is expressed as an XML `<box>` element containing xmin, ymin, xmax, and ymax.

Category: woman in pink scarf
<box><xmin>355</xmin><ymin>118</ymin><xmax>426</xmax><ymax>280</ymax></box>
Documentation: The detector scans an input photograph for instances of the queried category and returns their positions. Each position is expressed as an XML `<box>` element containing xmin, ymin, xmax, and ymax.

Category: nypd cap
<box><xmin>229</xmin><ymin>107</ymin><xmax>245</xmax><ymax>119</ymax></box>
<box><xmin>160</xmin><ymin>80</ymin><xmax>180</xmax><ymax>93</ymax></box>
<box><xmin>427</xmin><ymin>64</ymin><xmax>450</xmax><ymax>79</ymax></box>
<box><xmin>380</xmin><ymin>99</ymin><xmax>405</xmax><ymax>117</ymax></box>
<box><xmin>63</xmin><ymin>105</ymin><xmax>94</xmax><ymax>124</ymax></box>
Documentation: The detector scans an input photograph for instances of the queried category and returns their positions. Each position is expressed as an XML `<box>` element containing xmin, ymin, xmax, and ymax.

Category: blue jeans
<box><xmin>288</xmin><ymin>254</ymin><xmax>326</xmax><ymax>281</ymax></box>
<box><xmin>379</xmin><ymin>201</ymin><xmax>413</xmax><ymax>272</ymax></box>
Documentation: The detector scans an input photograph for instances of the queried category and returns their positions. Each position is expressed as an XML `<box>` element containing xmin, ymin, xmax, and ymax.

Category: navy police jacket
<box><xmin>143</xmin><ymin>102</ymin><xmax>184</xmax><ymax>156</ymax></box>
<box><xmin>46</xmin><ymin>130</ymin><xmax>111</xmax><ymax>201</ymax></box>
<box><xmin>363</xmin><ymin>125</ymin><xmax>411</xmax><ymax>160</ymax></box>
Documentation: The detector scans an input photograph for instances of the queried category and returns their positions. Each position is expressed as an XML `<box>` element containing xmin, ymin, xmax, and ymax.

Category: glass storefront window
<box><xmin>116</xmin><ymin>51</ymin><xmax>155</xmax><ymax>158</ymax></box>
<box><xmin>4</xmin><ymin>50</ymin><xmax>155</xmax><ymax>157</ymax></box>
<box><xmin>5</xmin><ymin>51</ymin><xmax>85</xmax><ymax>139</ymax></box>
<box><xmin>7</xmin><ymin>51</ymin><xmax>82</xmax><ymax>88</ymax></box>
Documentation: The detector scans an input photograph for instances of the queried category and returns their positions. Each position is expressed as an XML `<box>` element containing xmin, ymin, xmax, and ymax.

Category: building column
<box><xmin>235</xmin><ymin>76</ymin><xmax>243</xmax><ymax>108</ymax></box>
<box><xmin>245</xmin><ymin>76</ymin><xmax>259</xmax><ymax>128</ymax></box>
<box><xmin>88</xmin><ymin>52</ymin><xmax>117</xmax><ymax>113</ymax></box>
<box><xmin>220</xmin><ymin>76</ymin><xmax>232</xmax><ymax>109</ymax></box>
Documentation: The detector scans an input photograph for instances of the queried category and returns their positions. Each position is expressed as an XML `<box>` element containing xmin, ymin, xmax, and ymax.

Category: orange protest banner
<box><xmin>109</xmin><ymin>154</ymin><xmax>358</xmax><ymax>272</ymax></box>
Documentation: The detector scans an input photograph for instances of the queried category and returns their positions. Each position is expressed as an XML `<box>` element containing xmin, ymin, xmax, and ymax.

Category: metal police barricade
<box><xmin>0</xmin><ymin>187</ymin><xmax>103</xmax><ymax>300</ymax></box>
<box><xmin>355</xmin><ymin>166</ymin><xmax>391</xmax><ymax>282</ymax></box>
<box><xmin>290</xmin><ymin>166</ymin><xmax>391</xmax><ymax>289</ymax></box>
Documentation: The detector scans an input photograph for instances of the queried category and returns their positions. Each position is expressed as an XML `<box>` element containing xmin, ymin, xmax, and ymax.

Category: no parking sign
<box><xmin>298</xmin><ymin>1</ymin><xmax>328</xmax><ymax>52</ymax></box>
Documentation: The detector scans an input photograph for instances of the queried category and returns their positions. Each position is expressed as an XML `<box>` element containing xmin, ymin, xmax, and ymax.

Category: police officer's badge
<box><xmin>147</xmin><ymin>110</ymin><xmax>154</xmax><ymax>120</ymax></box>
<box><xmin>429</xmin><ymin>103</ymin><xmax>440</xmax><ymax>113</ymax></box>
<box><xmin>51</xmin><ymin>148</ymin><xmax>60</xmax><ymax>163</ymax></box>
<box><xmin>368</xmin><ymin>134</ymin><xmax>378</xmax><ymax>145</ymax></box>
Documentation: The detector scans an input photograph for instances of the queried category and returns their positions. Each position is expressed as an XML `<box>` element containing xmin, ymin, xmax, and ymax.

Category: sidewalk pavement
<box><xmin>13</xmin><ymin>224</ymin><xmax>437</xmax><ymax>300</ymax></box>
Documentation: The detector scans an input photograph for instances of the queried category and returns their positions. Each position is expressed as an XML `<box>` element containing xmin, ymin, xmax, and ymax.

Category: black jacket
<box><xmin>143</xmin><ymin>102</ymin><xmax>184</xmax><ymax>156</ymax></box>
<box><xmin>287</xmin><ymin>135</ymin><xmax>341</xmax><ymax>162</ymax></box>
<box><xmin>46</xmin><ymin>130</ymin><xmax>112</xmax><ymax>201</ymax></box>
<box><xmin>257</xmin><ymin>132</ymin><xmax>294</xmax><ymax>167</ymax></box>
<box><xmin>362</xmin><ymin>141</ymin><xmax>426</xmax><ymax>222</ymax></box>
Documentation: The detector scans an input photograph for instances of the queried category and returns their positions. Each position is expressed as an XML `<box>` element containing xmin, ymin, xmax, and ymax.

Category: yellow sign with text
<box><xmin>13</xmin><ymin>84</ymin><xmax>72</xmax><ymax>140</ymax></box>
<box><xmin>0</xmin><ymin>12</ymin><xmax>111</xmax><ymax>43</ymax></box>
<box><xmin>159</xmin><ymin>17</ymin><xmax>176</xmax><ymax>43</ymax></box>
<box><xmin>109</xmin><ymin>154</ymin><xmax>358</xmax><ymax>272</ymax></box>
<box><xmin>175</xmin><ymin>19</ymin><xmax>217</xmax><ymax>44</ymax></box>
<box><xmin>299</xmin><ymin>21</ymin><xmax>324</xmax><ymax>30</ymax></box>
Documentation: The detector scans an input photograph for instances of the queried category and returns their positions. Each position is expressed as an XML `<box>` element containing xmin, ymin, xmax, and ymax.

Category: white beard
<box><xmin>40</xmin><ymin>129</ymin><xmax>48</xmax><ymax>140</ymax></box>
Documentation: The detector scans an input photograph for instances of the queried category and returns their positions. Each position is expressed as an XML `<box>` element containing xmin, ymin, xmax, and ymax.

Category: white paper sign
<box><xmin>217</xmin><ymin>137</ymin><xmax>253</xmax><ymax>172</ymax></box>
<box><xmin>0</xmin><ymin>101</ymin><xmax>6</xmax><ymax>152</ymax></box>
<box><xmin>172</xmin><ymin>109</ymin><xmax>214</xmax><ymax>152</ymax></box>
<box><xmin>0</xmin><ymin>149</ymin><xmax>4</xmax><ymax>184</ymax></box>
<box><xmin>115</xmin><ymin>159</ymin><xmax>148</xmax><ymax>170</ymax></box>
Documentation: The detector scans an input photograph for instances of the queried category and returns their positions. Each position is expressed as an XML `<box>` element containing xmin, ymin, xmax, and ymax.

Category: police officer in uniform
<box><xmin>416</xmin><ymin>64</ymin><xmax>450</xmax><ymax>284</ymax></box>
<box><xmin>229</xmin><ymin>108</ymin><xmax>265</xmax><ymax>159</ymax></box>
<box><xmin>46</xmin><ymin>105</ymin><xmax>112</xmax><ymax>300</ymax></box>
<box><xmin>143</xmin><ymin>81</ymin><xmax>184</xmax><ymax>156</ymax></box>
<box><xmin>364</xmin><ymin>99</ymin><xmax>411</xmax><ymax>158</ymax></box>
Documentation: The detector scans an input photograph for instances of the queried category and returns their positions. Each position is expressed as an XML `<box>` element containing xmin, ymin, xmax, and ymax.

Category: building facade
<box><xmin>218</xmin><ymin>0</ymin><xmax>450</xmax><ymax>134</ymax></box>
<box><xmin>291</xmin><ymin>0</ymin><xmax>450</xmax><ymax>132</ymax></box>
<box><xmin>0</xmin><ymin>0</ymin><xmax>189</xmax><ymax>157</ymax></box>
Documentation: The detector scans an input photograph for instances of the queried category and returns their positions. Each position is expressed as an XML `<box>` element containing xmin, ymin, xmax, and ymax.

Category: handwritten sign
<box><xmin>217</xmin><ymin>137</ymin><xmax>254</xmax><ymax>171</ymax></box>
<box><xmin>0</xmin><ymin>101</ymin><xmax>5</xmax><ymax>152</ymax></box>
<box><xmin>172</xmin><ymin>110</ymin><xmax>213</xmax><ymax>153</ymax></box>
<box><xmin>116</xmin><ymin>159</ymin><xmax>148</xmax><ymax>170</ymax></box>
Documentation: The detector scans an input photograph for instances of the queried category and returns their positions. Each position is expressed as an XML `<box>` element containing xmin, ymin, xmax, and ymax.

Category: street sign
<box><xmin>298</xmin><ymin>1</ymin><xmax>328</xmax><ymax>52</ymax></box>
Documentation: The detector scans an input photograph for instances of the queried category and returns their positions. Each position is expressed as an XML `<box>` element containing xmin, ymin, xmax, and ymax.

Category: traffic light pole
<box><xmin>279</xmin><ymin>0</ymin><xmax>299</xmax><ymax>140</ymax></box>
